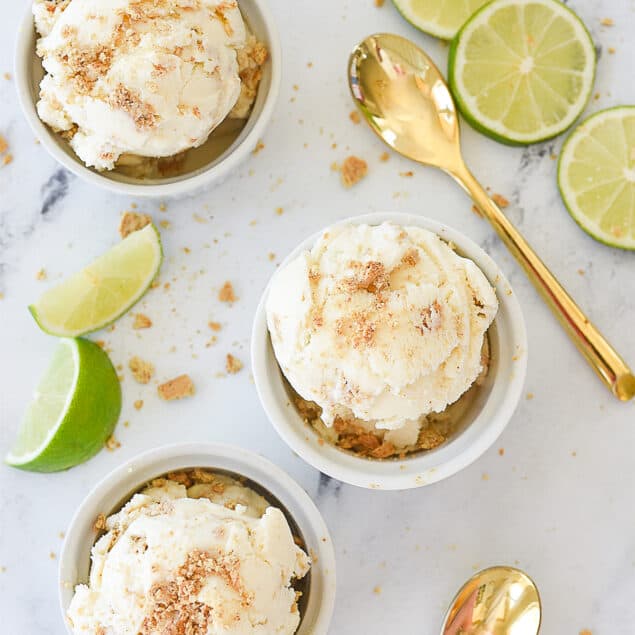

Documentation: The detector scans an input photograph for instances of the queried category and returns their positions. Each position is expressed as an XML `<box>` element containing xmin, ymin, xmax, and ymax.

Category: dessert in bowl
<box><xmin>252</xmin><ymin>213</ymin><xmax>527</xmax><ymax>490</ymax></box>
<box><xmin>16</xmin><ymin>0</ymin><xmax>280</xmax><ymax>196</ymax></box>
<box><xmin>59</xmin><ymin>444</ymin><xmax>336</xmax><ymax>634</ymax></box>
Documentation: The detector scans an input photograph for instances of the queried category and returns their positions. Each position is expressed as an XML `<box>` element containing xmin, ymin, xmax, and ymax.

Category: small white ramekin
<box><xmin>15</xmin><ymin>0</ymin><xmax>281</xmax><ymax>197</ymax></box>
<box><xmin>59</xmin><ymin>443</ymin><xmax>336</xmax><ymax>635</ymax></box>
<box><xmin>252</xmin><ymin>212</ymin><xmax>528</xmax><ymax>490</ymax></box>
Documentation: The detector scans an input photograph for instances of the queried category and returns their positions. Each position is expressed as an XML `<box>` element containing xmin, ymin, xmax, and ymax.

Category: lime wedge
<box><xmin>448</xmin><ymin>0</ymin><xmax>596</xmax><ymax>145</ymax></box>
<box><xmin>6</xmin><ymin>338</ymin><xmax>121</xmax><ymax>472</ymax></box>
<box><xmin>558</xmin><ymin>106</ymin><xmax>635</xmax><ymax>250</ymax></box>
<box><xmin>392</xmin><ymin>0</ymin><xmax>490</xmax><ymax>40</ymax></box>
<box><xmin>30</xmin><ymin>224</ymin><xmax>162</xmax><ymax>336</ymax></box>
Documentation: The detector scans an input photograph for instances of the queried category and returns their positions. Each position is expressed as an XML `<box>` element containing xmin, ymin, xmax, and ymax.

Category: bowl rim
<box><xmin>14</xmin><ymin>0</ymin><xmax>281</xmax><ymax>198</ymax></box>
<box><xmin>251</xmin><ymin>212</ymin><xmax>528</xmax><ymax>490</ymax></box>
<box><xmin>58</xmin><ymin>442</ymin><xmax>336</xmax><ymax>635</ymax></box>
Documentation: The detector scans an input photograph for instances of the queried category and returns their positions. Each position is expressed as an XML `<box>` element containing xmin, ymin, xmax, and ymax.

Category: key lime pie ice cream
<box><xmin>33</xmin><ymin>0</ymin><xmax>267</xmax><ymax>175</ymax></box>
<box><xmin>266</xmin><ymin>223</ymin><xmax>498</xmax><ymax>459</ymax></box>
<box><xmin>67</xmin><ymin>470</ymin><xmax>310</xmax><ymax>634</ymax></box>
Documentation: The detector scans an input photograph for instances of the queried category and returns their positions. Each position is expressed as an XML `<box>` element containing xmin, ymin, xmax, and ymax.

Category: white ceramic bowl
<box><xmin>15</xmin><ymin>0</ymin><xmax>281</xmax><ymax>197</ymax></box>
<box><xmin>252</xmin><ymin>212</ymin><xmax>528</xmax><ymax>490</ymax></box>
<box><xmin>59</xmin><ymin>443</ymin><xmax>336</xmax><ymax>635</ymax></box>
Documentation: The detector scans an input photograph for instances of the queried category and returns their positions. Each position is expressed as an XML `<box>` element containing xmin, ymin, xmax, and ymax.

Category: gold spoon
<box><xmin>348</xmin><ymin>33</ymin><xmax>635</xmax><ymax>401</ymax></box>
<box><xmin>442</xmin><ymin>566</ymin><xmax>541</xmax><ymax>634</ymax></box>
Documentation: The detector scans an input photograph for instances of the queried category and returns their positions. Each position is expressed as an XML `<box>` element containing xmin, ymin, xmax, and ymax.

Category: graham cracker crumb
<box><xmin>579</xmin><ymin>630</ymin><xmax>592</xmax><ymax>635</ymax></box>
<box><xmin>340</xmin><ymin>156</ymin><xmax>368</xmax><ymax>187</ymax></box>
<box><xmin>0</xmin><ymin>135</ymin><xmax>7</xmax><ymax>154</ymax></box>
<box><xmin>600</xmin><ymin>17</ymin><xmax>614</xmax><ymax>26</ymax></box>
<box><xmin>119</xmin><ymin>211</ymin><xmax>151</xmax><ymax>238</ymax></box>
<box><xmin>526</xmin><ymin>392</ymin><xmax>534</xmax><ymax>400</ymax></box>
<box><xmin>159</xmin><ymin>203</ymin><xmax>167</xmax><ymax>212</ymax></box>
<box><xmin>93</xmin><ymin>513</ymin><xmax>107</xmax><ymax>532</ymax></box>
<box><xmin>268</xmin><ymin>252</ymin><xmax>276</xmax><ymax>261</ymax></box>
<box><xmin>349</xmin><ymin>110</ymin><xmax>361</xmax><ymax>124</ymax></box>
<box><xmin>208</xmin><ymin>321</ymin><xmax>222</xmax><ymax>332</ymax></box>
<box><xmin>608</xmin><ymin>47</ymin><xmax>616</xmax><ymax>54</ymax></box>
<box><xmin>2</xmin><ymin>154</ymin><xmax>12</xmax><ymax>166</ymax></box>
<box><xmin>133</xmin><ymin>313</ymin><xmax>152</xmax><ymax>329</ymax></box>
<box><xmin>49</xmin><ymin>552</ymin><xmax>56</xmax><ymax>560</ymax></box>
<box><xmin>2</xmin><ymin>73</ymin><xmax>10</xmax><ymax>81</ymax></box>
<box><xmin>481</xmin><ymin>472</ymin><xmax>489</xmax><ymax>481</ymax></box>
<box><xmin>379</xmin><ymin>151</ymin><xmax>389</xmax><ymax>162</ymax></box>
<box><xmin>275</xmin><ymin>207</ymin><xmax>284</xmax><ymax>215</ymax></box>
<box><xmin>109</xmin><ymin>84</ymin><xmax>158</xmax><ymax>130</ymax></box>
<box><xmin>129</xmin><ymin>356</ymin><xmax>155</xmax><ymax>384</ymax></box>
<box><xmin>36</xmin><ymin>268</ymin><xmax>47</xmax><ymax>281</ymax></box>
<box><xmin>374</xmin><ymin>0</ymin><xmax>385</xmax><ymax>5</ymax></box>
<box><xmin>577</xmin><ymin>269</ymin><xmax>585</xmax><ymax>276</ymax></box>
<box><xmin>105</xmin><ymin>435</ymin><xmax>121</xmax><ymax>451</ymax></box>
<box><xmin>399</xmin><ymin>170</ymin><xmax>414</xmax><ymax>177</ymax></box>
<box><xmin>134</xmin><ymin>399</ymin><xmax>144</xmax><ymax>410</ymax></box>
<box><xmin>252</xmin><ymin>140</ymin><xmax>265</xmax><ymax>155</ymax></box>
<box><xmin>218</xmin><ymin>281</ymin><xmax>237</xmax><ymax>303</ymax></box>
<box><xmin>159</xmin><ymin>220</ymin><xmax>171</xmax><ymax>229</ymax></box>
<box><xmin>373</xmin><ymin>585</ymin><xmax>382</xmax><ymax>594</ymax></box>
<box><xmin>158</xmin><ymin>374</ymin><xmax>195</xmax><ymax>400</ymax></box>
<box><xmin>498</xmin><ymin>448</ymin><xmax>505</xmax><ymax>456</ymax></box>
<box><xmin>492</xmin><ymin>193</ymin><xmax>510</xmax><ymax>208</ymax></box>
<box><xmin>225</xmin><ymin>354</ymin><xmax>243</xmax><ymax>374</ymax></box>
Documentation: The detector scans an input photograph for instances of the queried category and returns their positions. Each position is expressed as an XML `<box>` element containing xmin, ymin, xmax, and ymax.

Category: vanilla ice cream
<box><xmin>34</xmin><ymin>0</ymin><xmax>265</xmax><ymax>171</ymax></box>
<box><xmin>266</xmin><ymin>223</ymin><xmax>498</xmax><ymax>454</ymax></box>
<box><xmin>67</xmin><ymin>471</ymin><xmax>310</xmax><ymax>634</ymax></box>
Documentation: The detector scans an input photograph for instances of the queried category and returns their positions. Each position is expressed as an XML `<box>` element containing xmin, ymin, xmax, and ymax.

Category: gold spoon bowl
<box><xmin>348</xmin><ymin>33</ymin><xmax>635</xmax><ymax>401</ymax></box>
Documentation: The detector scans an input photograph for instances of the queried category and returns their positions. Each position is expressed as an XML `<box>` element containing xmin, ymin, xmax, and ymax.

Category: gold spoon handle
<box><xmin>453</xmin><ymin>163</ymin><xmax>635</xmax><ymax>401</ymax></box>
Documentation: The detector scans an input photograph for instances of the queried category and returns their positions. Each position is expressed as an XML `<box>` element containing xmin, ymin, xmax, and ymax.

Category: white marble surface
<box><xmin>1</xmin><ymin>1</ymin><xmax>634</xmax><ymax>633</ymax></box>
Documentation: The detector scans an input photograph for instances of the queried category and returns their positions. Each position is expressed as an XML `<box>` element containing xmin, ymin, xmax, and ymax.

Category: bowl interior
<box><xmin>20</xmin><ymin>0</ymin><xmax>274</xmax><ymax>186</ymax></box>
<box><xmin>60</xmin><ymin>446</ymin><xmax>335</xmax><ymax>635</ymax></box>
<box><xmin>253</xmin><ymin>213</ymin><xmax>527</xmax><ymax>490</ymax></box>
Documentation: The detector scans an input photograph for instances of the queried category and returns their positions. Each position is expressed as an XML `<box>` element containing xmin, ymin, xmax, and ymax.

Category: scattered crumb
<box><xmin>293</xmin><ymin>84</ymin><xmax>299</xmax><ymax>91</ymax></box>
<box><xmin>471</xmin><ymin>204</ymin><xmax>482</xmax><ymax>216</ymax></box>
<box><xmin>36</xmin><ymin>268</ymin><xmax>47</xmax><ymax>281</ymax></box>
<box><xmin>579</xmin><ymin>630</ymin><xmax>592</xmax><ymax>635</ymax></box>
<box><xmin>119</xmin><ymin>211</ymin><xmax>151</xmax><ymax>238</ymax></box>
<box><xmin>498</xmin><ymin>448</ymin><xmax>505</xmax><ymax>456</ymax></box>
<box><xmin>330</xmin><ymin>161</ymin><xmax>339</xmax><ymax>171</ymax></box>
<box><xmin>399</xmin><ymin>170</ymin><xmax>414</xmax><ymax>177</ymax></box>
<box><xmin>268</xmin><ymin>252</ymin><xmax>276</xmax><ymax>261</ymax></box>
<box><xmin>218</xmin><ymin>281</ymin><xmax>237</xmax><ymax>303</ymax></box>
<box><xmin>208</xmin><ymin>321</ymin><xmax>222</xmax><ymax>332</ymax></box>
<box><xmin>159</xmin><ymin>203</ymin><xmax>167</xmax><ymax>212</ymax></box>
<box><xmin>105</xmin><ymin>435</ymin><xmax>121</xmax><ymax>451</ymax></box>
<box><xmin>593</xmin><ymin>92</ymin><xmax>600</xmax><ymax>101</ymax></box>
<box><xmin>373</xmin><ymin>586</ymin><xmax>382</xmax><ymax>594</ymax></box>
<box><xmin>183</xmin><ymin>246</ymin><xmax>191</xmax><ymax>253</ymax></box>
<box><xmin>159</xmin><ymin>220</ymin><xmax>171</xmax><ymax>229</ymax></box>
<box><xmin>577</xmin><ymin>269</ymin><xmax>585</xmax><ymax>276</ymax></box>
<box><xmin>550</xmin><ymin>153</ymin><xmax>557</xmax><ymax>160</ymax></box>
<box><xmin>492</xmin><ymin>193</ymin><xmax>510</xmax><ymax>208</ymax></box>
<box><xmin>571</xmin><ymin>451</ymin><xmax>577</xmax><ymax>457</ymax></box>
<box><xmin>158</xmin><ymin>374</ymin><xmax>195</xmax><ymax>401</ymax></box>
<box><xmin>275</xmin><ymin>206</ymin><xmax>284</xmax><ymax>215</ymax></box>
<box><xmin>2</xmin><ymin>154</ymin><xmax>12</xmax><ymax>166</ymax></box>
<box><xmin>49</xmin><ymin>552</ymin><xmax>56</xmax><ymax>560</ymax></box>
<box><xmin>132</xmin><ymin>313</ymin><xmax>152</xmax><ymax>329</ymax></box>
<box><xmin>526</xmin><ymin>392</ymin><xmax>534</xmax><ymax>400</ymax></box>
<box><xmin>0</xmin><ymin>135</ymin><xmax>7</xmax><ymax>154</ymax></box>
<box><xmin>252</xmin><ymin>140</ymin><xmax>265</xmax><ymax>155</ymax></box>
<box><xmin>600</xmin><ymin>17</ymin><xmax>614</xmax><ymax>26</ymax></box>
<box><xmin>379</xmin><ymin>151</ymin><xmax>389</xmax><ymax>162</ymax></box>
<box><xmin>349</xmin><ymin>110</ymin><xmax>361</xmax><ymax>124</ymax></box>
<box><xmin>129</xmin><ymin>356</ymin><xmax>155</xmax><ymax>384</ymax></box>
<box><xmin>133</xmin><ymin>399</ymin><xmax>144</xmax><ymax>410</ymax></box>
<box><xmin>374</xmin><ymin>0</ymin><xmax>384</xmax><ymax>5</ymax></box>
<box><xmin>193</xmin><ymin>213</ymin><xmax>207</xmax><ymax>223</ymax></box>
<box><xmin>248</xmin><ymin>219</ymin><xmax>258</xmax><ymax>226</ymax></box>
<box><xmin>482</xmin><ymin>472</ymin><xmax>489</xmax><ymax>481</ymax></box>
<box><xmin>58</xmin><ymin>532</ymin><xmax>65</xmax><ymax>539</ymax></box>
<box><xmin>3</xmin><ymin>73</ymin><xmax>10</xmax><ymax>80</ymax></box>
<box><xmin>608</xmin><ymin>47</ymin><xmax>616</xmax><ymax>54</ymax></box>
<box><xmin>307</xmin><ymin>61</ymin><xmax>313</xmax><ymax>68</ymax></box>
<box><xmin>93</xmin><ymin>513</ymin><xmax>107</xmax><ymax>532</ymax></box>
<box><xmin>226</xmin><ymin>354</ymin><xmax>243</xmax><ymax>374</ymax></box>
<box><xmin>340</xmin><ymin>156</ymin><xmax>368</xmax><ymax>187</ymax></box>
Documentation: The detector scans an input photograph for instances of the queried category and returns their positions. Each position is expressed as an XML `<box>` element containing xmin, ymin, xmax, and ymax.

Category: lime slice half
<box><xmin>448</xmin><ymin>0</ymin><xmax>596</xmax><ymax>145</ymax></box>
<box><xmin>392</xmin><ymin>0</ymin><xmax>491</xmax><ymax>40</ymax></box>
<box><xmin>6</xmin><ymin>338</ymin><xmax>121</xmax><ymax>472</ymax></box>
<box><xmin>30</xmin><ymin>224</ymin><xmax>162</xmax><ymax>336</ymax></box>
<box><xmin>558</xmin><ymin>106</ymin><xmax>635</xmax><ymax>250</ymax></box>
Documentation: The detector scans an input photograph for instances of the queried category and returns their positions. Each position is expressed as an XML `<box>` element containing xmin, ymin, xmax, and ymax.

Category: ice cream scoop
<box><xmin>266</xmin><ymin>222</ymin><xmax>497</xmax><ymax>441</ymax></box>
<box><xmin>67</xmin><ymin>474</ymin><xmax>310</xmax><ymax>634</ymax></box>
<box><xmin>34</xmin><ymin>0</ymin><xmax>249</xmax><ymax>170</ymax></box>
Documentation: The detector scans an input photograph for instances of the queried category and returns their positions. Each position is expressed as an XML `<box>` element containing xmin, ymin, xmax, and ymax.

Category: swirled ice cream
<box><xmin>33</xmin><ymin>0</ymin><xmax>267</xmax><ymax>171</ymax></box>
<box><xmin>67</xmin><ymin>470</ymin><xmax>310</xmax><ymax>634</ymax></box>
<box><xmin>266</xmin><ymin>223</ymin><xmax>498</xmax><ymax>458</ymax></box>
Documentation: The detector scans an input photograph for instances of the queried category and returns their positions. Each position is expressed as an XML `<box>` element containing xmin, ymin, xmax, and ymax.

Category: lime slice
<box><xmin>448</xmin><ymin>0</ymin><xmax>596</xmax><ymax>145</ymax></box>
<box><xmin>392</xmin><ymin>0</ymin><xmax>490</xmax><ymax>40</ymax></box>
<box><xmin>558</xmin><ymin>106</ymin><xmax>635</xmax><ymax>250</ymax></box>
<box><xmin>6</xmin><ymin>338</ymin><xmax>121</xmax><ymax>472</ymax></box>
<box><xmin>30</xmin><ymin>224</ymin><xmax>162</xmax><ymax>336</ymax></box>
